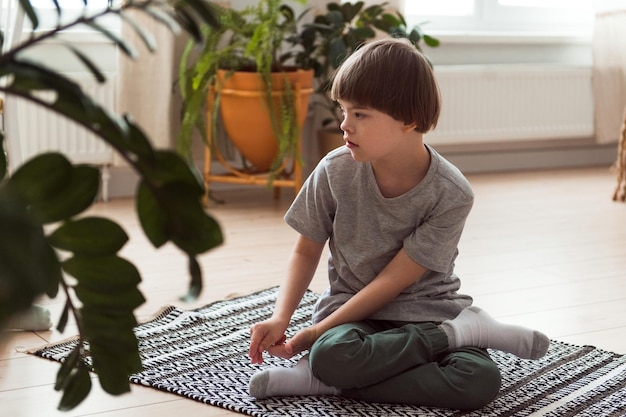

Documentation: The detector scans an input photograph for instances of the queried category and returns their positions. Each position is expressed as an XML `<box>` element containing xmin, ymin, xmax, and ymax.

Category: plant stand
<box><xmin>202</xmin><ymin>82</ymin><xmax>312</xmax><ymax>205</ymax></box>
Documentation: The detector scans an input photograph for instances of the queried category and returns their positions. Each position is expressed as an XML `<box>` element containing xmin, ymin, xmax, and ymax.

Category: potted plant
<box><xmin>1</xmin><ymin>0</ymin><xmax>221</xmax><ymax>410</ymax></box>
<box><xmin>178</xmin><ymin>0</ymin><xmax>314</xmax><ymax>183</ymax></box>
<box><xmin>287</xmin><ymin>1</ymin><xmax>440</xmax><ymax>155</ymax></box>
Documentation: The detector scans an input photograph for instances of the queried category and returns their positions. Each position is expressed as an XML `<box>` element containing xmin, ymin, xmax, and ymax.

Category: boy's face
<box><xmin>337</xmin><ymin>99</ymin><xmax>416</xmax><ymax>163</ymax></box>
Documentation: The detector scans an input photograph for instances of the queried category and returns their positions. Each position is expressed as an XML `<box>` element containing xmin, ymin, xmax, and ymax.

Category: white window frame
<box><xmin>12</xmin><ymin>0</ymin><xmax>120</xmax><ymax>34</ymax></box>
<box><xmin>402</xmin><ymin>0</ymin><xmax>593</xmax><ymax>42</ymax></box>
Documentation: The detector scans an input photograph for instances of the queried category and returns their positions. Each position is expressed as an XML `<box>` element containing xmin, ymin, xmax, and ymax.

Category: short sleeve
<box><xmin>284</xmin><ymin>158</ymin><xmax>336</xmax><ymax>243</ymax></box>
<box><xmin>403</xmin><ymin>198</ymin><xmax>473</xmax><ymax>273</ymax></box>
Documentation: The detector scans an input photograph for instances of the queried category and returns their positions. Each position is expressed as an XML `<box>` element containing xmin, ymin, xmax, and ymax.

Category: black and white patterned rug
<box><xmin>32</xmin><ymin>287</ymin><xmax>626</xmax><ymax>416</ymax></box>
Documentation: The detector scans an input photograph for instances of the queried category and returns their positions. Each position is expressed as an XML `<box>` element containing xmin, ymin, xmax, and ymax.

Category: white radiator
<box><xmin>16</xmin><ymin>74</ymin><xmax>116</xmax><ymax>165</ymax></box>
<box><xmin>425</xmin><ymin>65</ymin><xmax>594</xmax><ymax>145</ymax></box>
<box><xmin>11</xmin><ymin>74</ymin><xmax>117</xmax><ymax>200</ymax></box>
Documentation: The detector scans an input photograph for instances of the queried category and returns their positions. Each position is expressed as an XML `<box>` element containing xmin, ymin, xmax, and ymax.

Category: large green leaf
<box><xmin>136</xmin><ymin>180</ymin><xmax>170</xmax><ymax>248</ymax></box>
<box><xmin>0</xmin><ymin>190</ymin><xmax>61</xmax><ymax>322</ymax></box>
<box><xmin>29</xmin><ymin>164</ymin><xmax>99</xmax><ymax>224</ymax></box>
<box><xmin>57</xmin><ymin>362</ymin><xmax>92</xmax><ymax>412</ymax></box>
<box><xmin>81</xmin><ymin>306</ymin><xmax>138</xmax><ymax>332</ymax></box>
<box><xmin>138</xmin><ymin>150</ymin><xmax>204</xmax><ymax>193</ymax></box>
<box><xmin>89</xmin><ymin>342</ymin><xmax>137</xmax><ymax>395</ymax></box>
<box><xmin>63</xmin><ymin>255</ymin><xmax>142</xmax><ymax>294</ymax></box>
<box><xmin>49</xmin><ymin>217</ymin><xmax>129</xmax><ymax>256</ymax></box>
<box><xmin>142</xmin><ymin>181</ymin><xmax>223</xmax><ymax>255</ymax></box>
<box><xmin>54</xmin><ymin>344</ymin><xmax>81</xmax><ymax>391</ymax></box>
<box><xmin>82</xmin><ymin>307</ymin><xmax>142</xmax><ymax>394</ymax></box>
<box><xmin>75</xmin><ymin>285</ymin><xmax>145</xmax><ymax>313</ymax></box>
<box><xmin>8</xmin><ymin>153</ymin><xmax>72</xmax><ymax>204</ymax></box>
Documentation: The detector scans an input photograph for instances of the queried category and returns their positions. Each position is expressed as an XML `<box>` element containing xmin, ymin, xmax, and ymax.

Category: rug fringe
<box><xmin>25</xmin><ymin>334</ymin><xmax>79</xmax><ymax>355</ymax></box>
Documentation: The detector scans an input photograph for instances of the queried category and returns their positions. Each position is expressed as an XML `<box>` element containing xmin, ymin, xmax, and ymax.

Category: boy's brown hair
<box><xmin>330</xmin><ymin>37</ymin><xmax>441</xmax><ymax>133</ymax></box>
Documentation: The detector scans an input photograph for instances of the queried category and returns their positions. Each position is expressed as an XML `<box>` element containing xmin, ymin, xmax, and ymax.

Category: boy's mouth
<box><xmin>346</xmin><ymin>140</ymin><xmax>358</xmax><ymax>147</ymax></box>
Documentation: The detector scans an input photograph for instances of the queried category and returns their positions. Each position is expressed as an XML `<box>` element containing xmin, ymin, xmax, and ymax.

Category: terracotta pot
<box><xmin>216</xmin><ymin>69</ymin><xmax>314</xmax><ymax>172</ymax></box>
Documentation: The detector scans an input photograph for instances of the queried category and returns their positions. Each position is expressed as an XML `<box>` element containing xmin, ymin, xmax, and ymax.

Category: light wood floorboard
<box><xmin>2</xmin><ymin>166</ymin><xmax>625</xmax><ymax>416</ymax></box>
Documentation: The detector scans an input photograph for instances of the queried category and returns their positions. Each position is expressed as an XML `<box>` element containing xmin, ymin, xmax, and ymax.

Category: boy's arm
<box><xmin>249</xmin><ymin>234</ymin><xmax>324</xmax><ymax>364</ymax></box>
<box><xmin>282</xmin><ymin>247</ymin><xmax>426</xmax><ymax>355</ymax></box>
<box><xmin>317</xmin><ymin>247</ymin><xmax>426</xmax><ymax>331</ymax></box>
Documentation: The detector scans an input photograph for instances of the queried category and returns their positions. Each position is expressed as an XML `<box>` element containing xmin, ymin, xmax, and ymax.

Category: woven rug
<box><xmin>32</xmin><ymin>287</ymin><xmax>626</xmax><ymax>417</ymax></box>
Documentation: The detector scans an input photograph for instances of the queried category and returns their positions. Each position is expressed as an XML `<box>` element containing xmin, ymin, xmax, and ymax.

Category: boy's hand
<box><xmin>249</xmin><ymin>320</ymin><xmax>288</xmax><ymax>364</ymax></box>
<box><xmin>267</xmin><ymin>325</ymin><xmax>319</xmax><ymax>359</ymax></box>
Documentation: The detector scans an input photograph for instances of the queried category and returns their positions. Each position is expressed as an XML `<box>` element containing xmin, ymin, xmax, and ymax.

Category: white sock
<box><xmin>441</xmin><ymin>306</ymin><xmax>550</xmax><ymax>360</ymax></box>
<box><xmin>249</xmin><ymin>356</ymin><xmax>340</xmax><ymax>399</ymax></box>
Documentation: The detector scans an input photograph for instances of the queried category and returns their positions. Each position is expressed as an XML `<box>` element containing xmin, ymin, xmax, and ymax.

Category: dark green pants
<box><xmin>309</xmin><ymin>320</ymin><xmax>501</xmax><ymax>410</ymax></box>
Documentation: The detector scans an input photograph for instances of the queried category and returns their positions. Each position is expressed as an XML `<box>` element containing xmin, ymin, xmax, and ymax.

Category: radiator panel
<box><xmin>16</xmin><ymin>76</ymin><xmax>116</xmax><ymax>165</ymax></box>
<box><xmin>425</xmin><ymin>65</ymin><xmax>594</xmax><ymax>145</ymax></box>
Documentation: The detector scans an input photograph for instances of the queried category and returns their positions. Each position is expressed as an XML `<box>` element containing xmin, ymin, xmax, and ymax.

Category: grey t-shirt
<box><xmin>285</xmin><ymin>145</ymin><xmax>473</xmax><ymax>324</ymax></box>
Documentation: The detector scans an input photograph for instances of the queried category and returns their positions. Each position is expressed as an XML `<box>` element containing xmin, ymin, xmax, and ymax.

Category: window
<box><xmin>17</xmin><ymin>0</ymin><xmax>119</xmax><ymax>32</ymax></box>
<box><xmin>403</xmin><ymin>0</ymin><xmax>593</xmax><ymax>38</ymax></box>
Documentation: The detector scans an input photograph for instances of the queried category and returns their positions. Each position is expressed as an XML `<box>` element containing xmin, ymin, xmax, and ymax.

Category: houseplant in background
<box><xmin>287</xmin><ymin>1</ymin><xmax>440</xmax><ymax>155</ymax></box>
<box><xmin>0</xmin><ymin>0</ymin><xmax>221</xmax><ymax>411</ymax></box>
<box><xmin>178</xmin><ymin>0</ymin><xmax>314</xmax><ymax>188</ymax></box>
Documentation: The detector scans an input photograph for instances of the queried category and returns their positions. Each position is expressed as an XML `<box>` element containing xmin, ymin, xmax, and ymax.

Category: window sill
<box><xmin>426</xmin><ymin>30</ymin><xmax>592</xmax><ymax>45</ymax></box>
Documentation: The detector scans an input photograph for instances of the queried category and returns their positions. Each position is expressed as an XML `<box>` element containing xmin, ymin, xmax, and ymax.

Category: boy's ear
<box><xmin>403</xmin><ymin>122</ymin><xmax>418</xmax><ymax>132</ymax></box>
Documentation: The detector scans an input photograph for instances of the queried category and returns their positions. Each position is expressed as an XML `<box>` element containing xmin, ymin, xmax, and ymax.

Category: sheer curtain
<box><xmin>117</xmin><ymin>10</ymin><xmax>178</xmax><ymax>156</ymax></box>
<box><xmin>592</xmin><ymin>4</ymin><xmax>626</xmax><ymax>144</ymax></box>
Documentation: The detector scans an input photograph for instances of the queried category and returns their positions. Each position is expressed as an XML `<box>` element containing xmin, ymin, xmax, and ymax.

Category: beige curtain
<box><xmin>117</xmin><ymin>10</ymin><xmax>178</xmax><ymax>162</ymax></box>
<box><xmin>592</xmin><ymin>8</ymin><xmax>626</xmax><ymax>144</ymax></box>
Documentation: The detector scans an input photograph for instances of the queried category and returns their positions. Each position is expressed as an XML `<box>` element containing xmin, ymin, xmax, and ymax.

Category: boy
<box><xmin>248</xmin><ymin>38</ymin><xmax>549</xmax><ymax>410</ymax></box>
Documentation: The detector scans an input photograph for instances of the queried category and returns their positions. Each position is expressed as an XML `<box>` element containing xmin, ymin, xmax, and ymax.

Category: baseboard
<box><xmin>103</xmin><ymin>141</ymin><xmax>618</xmax><ymax>198</ymax></box>
<box><xmin>102</xmin><ymin>165</ymin><xmax>139</xmax><ymax>200</ymax></box>
<box><xmin>433</xmin><ymin>139</ymin><xmax>617</xmax><ymax>174</ymax></box>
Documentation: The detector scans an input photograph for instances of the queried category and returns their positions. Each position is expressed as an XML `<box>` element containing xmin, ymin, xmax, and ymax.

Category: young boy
<box><xmin>248</xmin><ymin>38</ymin><xmax>549</xmax><ymax>410</ymax></box>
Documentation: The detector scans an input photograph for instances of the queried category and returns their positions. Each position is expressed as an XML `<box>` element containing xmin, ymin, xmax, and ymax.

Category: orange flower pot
<box><xmin>215</xmin><ymin>69</ymin><xmax>314</xmax><ymax>172</ymax></box>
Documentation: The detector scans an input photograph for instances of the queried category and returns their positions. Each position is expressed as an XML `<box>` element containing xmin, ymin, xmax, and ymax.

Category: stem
<box><xmin>59</xmin><ymin>277</ymin><xmax>86</xmax><ymax>344</ymax></box>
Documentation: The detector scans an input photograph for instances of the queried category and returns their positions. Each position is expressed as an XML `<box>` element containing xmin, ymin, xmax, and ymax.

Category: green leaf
<box><xmin>57</xmin><ymin>362</ymin><xmax>92</xmax><ymax>411</ymax></box>
<box><xmin>56</xmin><ymin>300</ymin><xmax>71</xmax><ymax>333</ymax></box>
<box><xmin>8</xmin><ymin>153</ymin><xmax>72</xmax><ymax>204</ymax></box>
<box><xmin>89</xmin><ymin>343</ymin><xmax>135</xmax><ymax>395</ymax></box>
<box><xmin>136</xmin><ymin>180</ymin><xmax>169</xmax><ymax>248</ymax></box>
<box><xmin>329</xmin><ymin>37</ymin><xmax>348</xmax><ymax>69</ymax></box>
<box><xmin>17</xmin><ymin>0</ymin><xmax>39</xmax><ymax>30</ymax></box>
<box><xmin>162</xmin><ymin>183</ymin><xmax>223</xmax><ymax>255</ymax></box>
<box><xmin>423</xmin><ymin>34</ymin><xmax>440</xmax><ymax>47</ymax></box>
<box><xmin>81</xmin><ymin>307</ymin><xmax>138</xmax><ymax>332</ymax></box>
<box><xmin>0</xmin><ymin>191</ymin><xmax>58</xmax><ymax>322</ymax></box>
<box><xmin>180</xmin><ymin>0</ymin><xmax>221</xmax><ymax>29</ymax></box>
<box><xmin>29</xmin><ymin>165</ymin><xmax>99</xmax><ymax>224</ymax></box>
<box><xmin>75</xmin><ymin>283</ymin><xmax>145</xmax><ymax>312</ymax></box>
<box><xmin>54</xmin><ymin>344</ymin><xmax>81</xmax><ymax>391</ymax></box>
<box><xmin>82</xmin><ymin>308</ymin><xmax>142</xmax><ymax>394</ymax></box>
<box><xmin>341</xmin><ymin>1</ymin><xmax>364</xmax><ymax>22</ymax></box>
<box><xmin>119</xmin><ymin>12</ymin><xmax>157</xmax><ymax>52</ymax></box>
<box><xmin>144</xmin><ymin>5</ymin><xmax>182</xmax><ymax>35</ymax></box>
<box><xmin>0</xmin><ymin>132</ymin><xmax>6</xmax><ymax>181</ymax></box>
<box><xmin>63</xmin><ymin>255</ymin><xmax>141</xmax><ymax>293</ymax></box>
<box><xmin>41</xmin><ymin>240</ymin><xmax>62</xmax><ymax>298</ymax></box>
<box><xmin>49</xmin><ymin>217</ymin><xmax>129</xmax><ymax>256</ymax></box>
<box><xmin>83</xmin><ymin>21</ymin><xmax>137</xmax><ymax>59</ymax></box>
<box><xmin>65</xmin><ymin>44</ymin><xmax>107</xmax><ymax>83</ymax></box>
<box><xmin>138</xmin><ymin>150</ymin><xmax>204</xmax><ymax>192</ymax></box>
<box><xmin>173</xmin><ymin>8</ymin><xmax>203</xmax><ymax>42</ymax></box>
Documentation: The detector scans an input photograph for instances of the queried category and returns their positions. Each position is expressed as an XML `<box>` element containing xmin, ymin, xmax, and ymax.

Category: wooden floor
<box><xmin>2</xmin><ymin>166</ymin><xmax>626</xmax><ymax>416</ymax></box>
